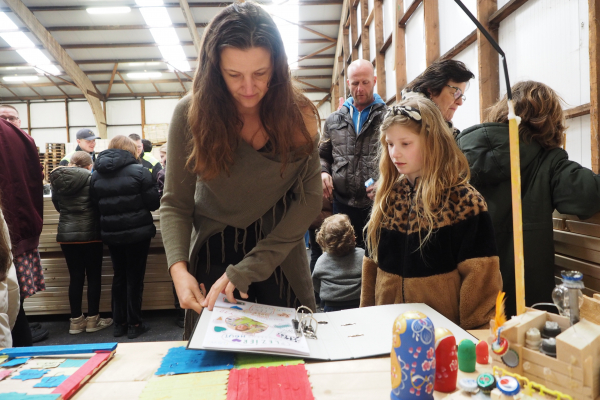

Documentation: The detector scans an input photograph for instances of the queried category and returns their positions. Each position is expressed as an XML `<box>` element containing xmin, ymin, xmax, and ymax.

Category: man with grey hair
<box><xmin>0</xmin><ymin>104</ymin><xmax>22</xmax><ymax>129</ymax></box>
<box><xmin>319</xmin><ymin>59</ymin><xmax>387</xmax><ymax>248</ymax></box>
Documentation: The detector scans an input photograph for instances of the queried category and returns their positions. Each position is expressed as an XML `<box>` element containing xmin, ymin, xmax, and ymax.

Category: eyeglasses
<box><xmin>446</xmin><ymin>85</ymin><xmax>466</xmax><ymax>102</ymax></box>
<box><xmin>0</xmin><ymin>115</ymin><xmax>19</xmax><ymax>123</ymax></box>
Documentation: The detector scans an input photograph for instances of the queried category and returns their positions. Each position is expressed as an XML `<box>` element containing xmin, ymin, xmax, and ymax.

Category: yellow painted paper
<box><xmin>234</xmin><ymin>353</ymin><xmax>304</xmax><ymax>369</ymax></box>
<box><xmin>138</xmin><ymin>370</ymin><xmax>229</xmax><ymax>400</ymax></box>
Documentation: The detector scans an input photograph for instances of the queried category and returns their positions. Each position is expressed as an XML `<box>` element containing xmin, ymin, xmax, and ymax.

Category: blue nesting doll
<box><xmin>391</xmin><ymin>311</ymin><xmax>436</xmax><ymax>400</ymax></box>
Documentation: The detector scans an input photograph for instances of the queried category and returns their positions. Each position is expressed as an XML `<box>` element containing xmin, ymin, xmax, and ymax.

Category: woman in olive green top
<box><xmin>160</xmin><ymin>3</ymin><xmax>321</xmax><ymax>334</ymax></box>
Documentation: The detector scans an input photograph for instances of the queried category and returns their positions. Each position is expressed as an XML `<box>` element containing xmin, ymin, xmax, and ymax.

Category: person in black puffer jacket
<box><xmin>90</xmin><ymin>135</ymin><xmax>160</xmax><ymax>339</ymax></box>
<box><xmin>51</xmin><ymin>151</ymin><xmax>114</xmax><ymax>335</ymax></box>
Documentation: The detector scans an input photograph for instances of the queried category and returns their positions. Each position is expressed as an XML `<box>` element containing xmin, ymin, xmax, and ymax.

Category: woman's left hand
<box><xmin>201</xmin><ymin>272</ymin><xmax>249</xmax><ymax>311</ymax></box>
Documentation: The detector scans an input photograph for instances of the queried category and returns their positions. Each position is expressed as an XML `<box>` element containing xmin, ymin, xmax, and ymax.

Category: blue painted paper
<box><xmin>1</xmin><ymin>358</ymin><xmax>30</xmax><ymax>367</ymax></box>
<box><xmin>33</xmin><ymin>375</ymin><xmax>68</xmax><ymax>388</ymax></box>
<box><xmin>0</xmin><ymin>393</ymin><xmax>60</xmax><ymax>400</ymax></box>
<box><xmin>0</xmin><ymin>343</ymin><xmax>117</xmax><ymax>358</ymax></box>
<box><xmin>11</xmin><ymin>369</ymin><xmax>49</xmax><ymax>381</ymax></box>
<box><xmin>59</xmin><ymin>359</ymin><xmax>88</xmax><ymax>368</ymax></box>
<box><xmin>155</xmin><ymin>346</ymin><xmax>234</xmax><ymax>376</ymax></box>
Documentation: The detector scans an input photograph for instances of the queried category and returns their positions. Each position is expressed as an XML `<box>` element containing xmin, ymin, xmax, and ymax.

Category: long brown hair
<box><xmin>187</xmin><ymin>1</ymin><xmax>315</xmax><ymax>181</ymax></box>
<box><xmin>109</xmin><ymin>135</ymin><xmax>139</xmax><ymax>159</ymax></box>
<box><xmin>0</xmin><ymin>192</ymin><xmax>12</xmax><ymax>282</ymax></box>
<box><xmin>485</xmin><ymin>80</ymin><xmax>565</xmax><ymax>149</ymax></box>
<box><xmin>366</xmin><ymin>98</ymin><xmax>470</xmax><ymax>261</ymax></box>
<box><xmin>68</xmin><ymin>151</ymin><xmax>93</xmax><ymax>169</ymax></box>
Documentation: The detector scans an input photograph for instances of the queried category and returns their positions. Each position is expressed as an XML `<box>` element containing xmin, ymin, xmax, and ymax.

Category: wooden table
<box><xmin>72</xmin><ymin>330</ymin><xmax>491</xmax><ymax>399</ymax></box>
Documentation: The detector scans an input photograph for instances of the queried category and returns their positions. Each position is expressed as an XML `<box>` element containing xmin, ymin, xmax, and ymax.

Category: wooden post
<box><xmin>343</xmin><ymin>28</ymin><xmax>351</xmax><ymax>87</ymax></box>
<box><xmin>332</xmin><ymin>81</ymin><xmax>339</xmax><ymax>113</ymax></box>
<box><xmin>26</xmin><ymin>100</ymin><xmax>31</xmax><ymax>135</ymax></box>
<box><xmin>141</xmin><ymin>98</ymin><xmax>146</xmax><ymax>139</ymax></box>
<box><xmin>424</xmin><ymin>0</ymin><xmax>440</xmax><ymax>66</ymax></box>
<box><xmin>65</xmin><ymin>99</ymin><xmax>70</xmax><ymax>142</ymax></box>
<box><xmin>338</xmin><ymin>55</ymin><xmax>346</xmax><ymax>98</ymax></box>
<box><xmin>590</xmin><ymin>0</ymin><xmax>600</xmax><ymax>173</ymax></box>
<box><xmin>350</xmin><ymin>4</ymin><xmax>359</xmax><ymax>61</ymax></box>
<box><xmin>395</xmin><ymin>0</ymin><xmax>406</xmax><ymax>100</ymax></box>
<box><xmin>360</xmin><ymin>0</ymin><xmax>370</xmax><ymax>61</ymax></box>
<box><xmin>476</xmin><ymin>0</ymin><xmax>500</xmax><ymax>122</ymax></box>
<box><xmin>374</xmin><ymin>0</ymin><xmax>386</xmax><ymax>100</ymax></box>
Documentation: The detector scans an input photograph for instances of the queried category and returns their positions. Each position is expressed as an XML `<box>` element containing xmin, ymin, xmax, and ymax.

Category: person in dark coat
<box><xmin>456</xmin><ymin>80</ymin><xmax>600</xmax><ymax>317</ymax></box>
<box><xmin>0</xmin><ymin>117</ymin><xmax>46</xmax><ymax>345</ymax></box>
<box><xmin>50</xmin><ymin>151</ymin><xmax>113</xmax><ymax>335</ymax></box>
<box><xmin>90</xmin><ymin>135</ymin><xmax>160</xmax><ymax>339</ymax></box>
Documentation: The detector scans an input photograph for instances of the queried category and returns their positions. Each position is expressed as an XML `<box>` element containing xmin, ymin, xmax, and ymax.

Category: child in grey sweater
<box><xmin>312</xmin><ymin>214</ymin><xmax>364</xmax><ymax>312</ymax></box>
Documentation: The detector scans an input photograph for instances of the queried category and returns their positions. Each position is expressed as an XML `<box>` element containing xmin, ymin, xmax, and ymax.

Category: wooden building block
<box><xmin>556</xmin><ymin>319</ymin><xmax>600</xmax><ymax>368</ymax></box>
<box><xmin>581</xmin><ymin>296</ymin><xmax>600</xmax><ymax>325</ymax></box>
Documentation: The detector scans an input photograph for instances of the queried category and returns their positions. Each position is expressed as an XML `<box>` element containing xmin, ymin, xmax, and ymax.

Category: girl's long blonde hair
<box><xmin>366</xmin><ymin>97</ymin><xmax>470</xmax><ymax>262</ymax></box>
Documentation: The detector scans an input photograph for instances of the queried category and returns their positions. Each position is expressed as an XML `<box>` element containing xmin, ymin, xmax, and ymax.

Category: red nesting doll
<box><xmin>476</xmin><ymin>340</ymin><xmax>489</xmax><ymax>364</ymax></box>
<box><xmin>434</xmin><ymin>327</ymin><xmax>458</xmax><ymax>393</ymax></box>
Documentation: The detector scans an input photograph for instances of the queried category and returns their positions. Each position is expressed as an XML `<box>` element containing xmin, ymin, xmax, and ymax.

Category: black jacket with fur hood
<box><xmin>90</xmin><ymin>149</ymin><xmax>160</xmax><ymax>245</ymax></box>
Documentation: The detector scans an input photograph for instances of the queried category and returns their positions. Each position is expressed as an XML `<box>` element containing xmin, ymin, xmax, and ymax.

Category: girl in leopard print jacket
<box><xmin>361</xmin><ymin>97</ymin><xmax>502</xmax><ymax>330</ymax></box>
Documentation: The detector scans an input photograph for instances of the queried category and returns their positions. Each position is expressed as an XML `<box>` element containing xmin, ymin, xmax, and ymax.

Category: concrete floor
<box><xmin>28</xmin><ymin>309</ymin><xmax>184</xmax><ymax>345</ymax></box>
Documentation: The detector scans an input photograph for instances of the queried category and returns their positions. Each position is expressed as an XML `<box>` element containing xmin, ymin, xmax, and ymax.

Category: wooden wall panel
<box><xmin>476</xmin><ymin>0</ymin><xmax>499</xmax><ymax>122</ymax></box>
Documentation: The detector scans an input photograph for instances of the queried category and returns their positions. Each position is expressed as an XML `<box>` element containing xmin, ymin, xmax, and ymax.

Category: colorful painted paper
<box><xmin>0</xmin><ymin>369</ymin><xmax>12</xmax><ymax>381</ymax></box>
<box><xmin>0</xmin><ymin>343</ymin><xmax>117</xmax><ymax>358</ymax></box>
<box><xmin>34</xmin><ymin>375</ymin><xmax>69</xmax><ymax>388</ymax></box>
<box><xmin>11</xmin><ymin>369</ymin><xmax>50</xmax><ymax>381</ymax></box>
<box><xmin>155</xmin><ymin>347</ymin><xmax>234</xmax><ymax>376</ymax></box>
<box><xmin>227</xmin><ymin>365</ymin><xmax>314</xmax><ymax>400</ymax></box>
<box><xmin>2</xmin><ymin>357</ymin><xmax>31</xmax><ymax>367</ymax></box>
<box><xmin>234</xmin><ymin>353</ymin><xmax>304</xmax><ymax>369</ymax></box>
<box><xmin>201</xmin><ymin>294</ymin><xmax>310</xmax><ymax>356</ymax></box>
<box><xmin>0</xmin><ymin>394</ymin><xmax>60</xmax><ymax>400</ymax></box>
<box><xmin>139</xmin><ymin>370</ymin><xmax>229</xmax><ymax>400</ymax></box>
<box><xmin>59</xmin><ymin>359</ymin><xmax>88</xmax><ymax>368</ymax></box>
<box><xmin>30</xmin><ymin>359</ymin><xmax>65</xmax><ymax>369</ymax></box>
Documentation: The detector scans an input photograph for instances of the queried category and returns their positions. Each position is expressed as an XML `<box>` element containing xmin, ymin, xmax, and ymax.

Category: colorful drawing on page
<box><xmin>12</xmin><ymin>369</ymin><xmax>50</xmax><ymax>380</ymax></box>
<box><xmin>225</xmin><ymin>316</ymin><xmax>268</xmax><ymax>335</ymax></box>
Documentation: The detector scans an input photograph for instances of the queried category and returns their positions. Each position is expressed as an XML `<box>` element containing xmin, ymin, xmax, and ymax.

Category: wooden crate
<box><xmin>29</xmin><ymin>197</ymin><xmax>175</xmax><ymax>315</ymax></box>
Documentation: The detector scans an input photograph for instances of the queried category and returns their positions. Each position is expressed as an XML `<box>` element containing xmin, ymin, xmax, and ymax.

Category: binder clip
<box><xmin>293</xmin><ymin>306</ymin><xmax>318</xmax><ymax>340</ymax></box>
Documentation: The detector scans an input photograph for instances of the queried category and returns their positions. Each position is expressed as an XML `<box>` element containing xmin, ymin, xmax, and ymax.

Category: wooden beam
<box><xmin>343</xmin><ymin>28</ymin><xmax>350</xmax><ymax>95</ymax></box>
<box><xmin>424</xmin><ymin>0</ymin><xmax>440</xmax><ymax>66</ymax></box>
<box><xmin>399</xmin><ymin>0</ymin><xmax>422</xmax><ymax>27</ymax></box>
<box><xmin>590</xmin><ymin>0</ymin><xmax>600</xmax><ymax>173</ymax></box>
<box><xmin>365</xmin><ymin>8</ymin><xmax>374</xmax><ymax>28</ymax></box>
<box><xmin>350</xmin><ymin>4</ymin><xmax>358</xmax><ymax>61</ymax></box>
<box><xmin>439</xmin><ymin>30</ymin><xmax>477</xmax><ymax>61</ymax></box>
<box><xmin>3</xmin><ymin>0</ymin><xmax>107</xmax><ymax>137</ymax></box>
<box><xmin>316</xmin><ymin>93</ymin><xmax>331</xmax><ymax>109</ymax></box>
<box><xmin>174</xmin><ymin>71</ymin><xmax>186</xmax><ymax>92</ymax></box>
<box><xmin>380</xmin><ymin>32</ymin><xmax>393</xmax><ymax>54</ymax></box>
<box><xmin>292</xmin><ymin>43</ymin><xmax>337</xmax><ymax>64</ymax></box>
<box><xmin>179</xmin><ymin>0</ymin><xmax>202</xmax><ymax>55</ymax></box>
<box><xmin>477</xmin><ymin>0</ymin><xmax>500</xmax><ymax>122</ymax></box>
<box><xmin>46</xmin><ymin>74</ymin><xmax>71</xmax><ymax>99</ymax></box>
<box><xmin>565</xmin><ymin>103</ymin><xmax>591</xmax><ymax>120</ymax></box>
<box><xmin>0</xmin><ymin>92</ymin><xmax>197</xmax><ymax>101</ymax></box>
<box><xmin>295</xmin><ymin>78</ymin><xmax>324</xmax><ymax>91</ymax></box>
<box><xmin>395</xmin><ymin>0</ymin><xmax>407</xmax><ymax>99</ymax></box>
<box><xmin>26</xmin><ymin>100</ymin><xmax>30</xmax><ymax>133</ymax></box>
<box><xmin>116</xmin><ymin>71</ymin><xmax>134</xmax><ymax>94</ymax></box>
<box><xmin>271</xmin><ymin>15</ymin><xmax>337</xmax><ymax>43</ymax></box>
<box><xmin>151</xmin><ymin>82</ymin><xmax>160</xmax><ymax>93</ymax></box>
<box><xmin>0</xmin><ymin>82</ymin><xmax>24</xmax><ymax>100</ymax></box>
<box><xmin>360</xmin><ymin>0</ymin><xmax>370</xmax><ymax>61</ymax></box>
<box><xmin>23</xmin><ymin>81</ymin><xmax>43</xmax><ymax>98</ymax></box>
<box><xmin>106</xmin><ymin>63</ymin><xmax>118</xmax><ymax>98</ymax></box>
<box><xmin>330</xmin><ymin>0</ymin><xmax>350</xmax><ymax>86</ymax></box>
<box><xmin>374</xmin><ymin>0</ymin><xmax>386</xmax><ymax>100</ymax></box>
<box><xmin>489</xmin><ymin>0</ymin><xmax>530</xmax><ymax>28</ymax></box>
<box><xmin>141</xmin><ymin>98</ymin><xmax>146</xmax><ymax>139</ymax></box>
<box><xmin>65</xmin><ymin>99</ymin><xmax>69</xmax><ymax>142</ymax></box>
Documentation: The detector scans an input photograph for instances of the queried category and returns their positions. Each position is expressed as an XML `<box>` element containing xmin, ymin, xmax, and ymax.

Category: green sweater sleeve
<box><xmin>160</xmin><ymin>96</ymin><xmax>197</xmax><ymax>269</ymax></box>
<box><xmin>226</xmin><ymin>141</ymin><xmax>323</xmax><ymax>293</ymax></box>
<box><xmin>551</xmin><ymin>149</ymin><xmax>600</xmax><ymax>220</ymax></box>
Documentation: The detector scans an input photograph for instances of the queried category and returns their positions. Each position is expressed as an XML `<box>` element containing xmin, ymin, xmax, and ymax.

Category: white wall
<box><xmin>405</xmin><ymin>4</ymin><xmax>426</xmax><ymax>84</ymax></box>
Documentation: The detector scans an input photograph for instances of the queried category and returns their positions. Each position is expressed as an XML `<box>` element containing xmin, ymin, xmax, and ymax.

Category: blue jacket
<box><xmin>343</xmin><ymin>93</ymin><xmax>386</xmax><ymax>135</ymax></box>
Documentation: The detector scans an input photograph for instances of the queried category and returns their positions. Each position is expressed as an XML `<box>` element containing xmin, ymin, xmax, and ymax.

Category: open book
<box><xmin>195</xmin><ymin>294</ymin><xmax>310</xmax><ymax>356</ymax></box>
<box><xmin>188</xmin><ymin>296</ymin><xmax>476</xmax><ymax>360</ymax></box>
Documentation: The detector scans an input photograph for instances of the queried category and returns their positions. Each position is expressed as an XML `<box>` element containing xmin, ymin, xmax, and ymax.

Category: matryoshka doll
<box><xmin>391</xmin><ymin>311</ymin><xmax>436</xmax><ymax>400</ymax></box>
<box><xmin>434</xmin><ymin>327</ymin><xmax>458</xmax><ymax>393</ymax></box>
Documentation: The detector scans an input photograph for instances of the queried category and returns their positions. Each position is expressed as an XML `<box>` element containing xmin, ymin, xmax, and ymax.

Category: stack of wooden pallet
<box><xmin>26</xmin><ymin>199</ymin><xmax>174</xmax><ymax>315</ymax></box>
<box><xmin>43</xmin><ymin>143</ymin><xmax>65</xmax><ymax>182</ymax></box>
<box><xmin>553</xmin><ymin>211</ymin><xmax>600</xmax><ymax>297</ymax></box>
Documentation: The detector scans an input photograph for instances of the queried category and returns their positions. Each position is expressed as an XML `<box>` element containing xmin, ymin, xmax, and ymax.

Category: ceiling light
<box><xmin>135</xmin><ymin>0</ymin><xmax>164</xmax><ymax>5</ymax></box>
<box><xmin>86</xmin><ymin>7</ymin><xmax>131</xmax><ymax>14</ymax></box>
<box><xmin>139</xmin><ymin>7</ymin><xmax>171</xmax><ymax>27</ymax></box>
<box><xmin>3</xmin><ymin>75</ymin><xmax>39</xmax><ymax>82</ymax></box>
<box><xmin>0</xmin><ymin>13</ymin><xmax>18</xmax><ymax>31</ymax></box>
<box><xmin>127</xmin><ymin>72</ymin><xmax>162</xmax><ymax>79</ymax></box>
<box><xmin>0</xmin><ymin>32</ymin><xmax>35</xmax><ymax>48</ymax></box>
<box><xmin>150</xmin><ymin>28</ymin><xmax>180</xmax><ymax>45</ymax></box>
<box><xmin>2</xmin><ymin>66</ymin><xmax>34</xmax><ymax>70</ymax></box>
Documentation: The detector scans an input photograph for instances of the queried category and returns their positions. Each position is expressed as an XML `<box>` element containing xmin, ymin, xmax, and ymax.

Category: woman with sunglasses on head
<box><xmin>402</xmin><ymin>59</ymin><xmax>474</xmax><ymax>137</ymax></box>
<box><xmin>160</xmin><ymin>2</ymin><xmax>322</xmax><ymax>338</ymax></box>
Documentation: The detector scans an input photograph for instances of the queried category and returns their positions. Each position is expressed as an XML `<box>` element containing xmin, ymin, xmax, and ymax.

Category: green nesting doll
<box><xmin>457</xmin><ymin>339</ymin><xmax>476</xmax><ymax>373</ymax></box>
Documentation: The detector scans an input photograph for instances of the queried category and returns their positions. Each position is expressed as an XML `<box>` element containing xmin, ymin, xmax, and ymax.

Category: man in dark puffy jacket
<box><xmin>319</xmin><ymin>59</ymin><xmax>387</xmax><ymax>248</ymax></box>
<box><xmin>90</xmin><ymin>135</ymin><xmax>160</xmax><ymax>339</ymax></box>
